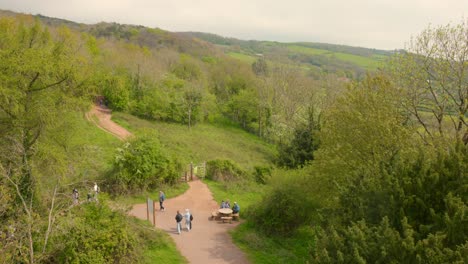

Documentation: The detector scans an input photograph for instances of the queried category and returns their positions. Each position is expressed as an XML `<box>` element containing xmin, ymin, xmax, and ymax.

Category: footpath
<box><xmin>87</xmin><ymin>104</ymin><xmax>249</xmax><ymax>264</ymax></box>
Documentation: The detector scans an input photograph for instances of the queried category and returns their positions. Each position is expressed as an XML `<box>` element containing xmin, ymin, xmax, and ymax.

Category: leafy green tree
<box><xmin>102</xmin><ymin>73</ymin><xmax>131</xmax><ymax>111</ymax></box>
<box><xmin>252</xmin><ymin>56</ymin><xmax>268</xmax><ymax>76</ymax></box>
<box><xmin>277</xmin><ymin>122</ymin><xmax>319</xmax><ymax>168</ymax></box>
<box><xmin>0</xmin><ymin>18</ymin><xmax>94</xmax><ymax>263</ymax></box>
<box><xmin>388</xmin><ymin>20</ymin><xmax>468</xmax><ymax>144</ymax></box>
<box><xmin>109</xmin><ymin>134</ymin><xmax>181</xmax><ymax>193</ymax></box>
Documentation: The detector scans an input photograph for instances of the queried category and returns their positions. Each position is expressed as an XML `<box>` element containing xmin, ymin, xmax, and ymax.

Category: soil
<box><xmin>129</xmin><ymin>178</ymin><xmax>250</xmax><ymax>264</ymax></box>
<box><xmin>87</xmin><ymin>104</ymin><xmax>250</xmax><ymax>263</ymax></box>
<box><xmin>85</xmin><ymin>104</ymin><xmax>132</xmax><ymax>140</ymax></box>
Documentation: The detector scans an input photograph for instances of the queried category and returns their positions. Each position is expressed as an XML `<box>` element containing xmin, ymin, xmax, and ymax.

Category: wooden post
<box><xmin>190</xmin><ymin>162</ymin><xmax>193</xmax><ymax>181</ymax></box>
<box><xmin>153</xmin><ymin>200</ymin><xmax>156</xmax><ymax>227</ymax></box>
<box><xmin>146</xmin><ymin>197</ymin><xmax>149</xmax><ymax>221</ymax></box>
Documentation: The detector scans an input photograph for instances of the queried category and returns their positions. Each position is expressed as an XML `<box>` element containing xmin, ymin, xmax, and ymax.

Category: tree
<box><xmin>389</xmin><ymin>19</ymin><xmax>468</xmax><ymax>144</ymax></box>
<box><xmin>0</xmin><ymin>18</ymin><xmax>93</xmax><ymax>263</ymax></box>
<box><xmin>252</xmin><ymin>56</ymin><xmax>268</xmax><ymax>77</ymax></box>
<box><xmin>181</xmin><ymin>84</ymin><xmax>202</xmax><ymax>129</ymax></box>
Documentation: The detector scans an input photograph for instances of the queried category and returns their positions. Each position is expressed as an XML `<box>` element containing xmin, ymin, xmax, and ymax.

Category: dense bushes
<box><xmin>49</xmin><ymin>202</ymin><xmax>139</xmax><ymax>263</ymax></box>
<box><xmin>108</xmin><ymin>134</ymin><xmax>181</xmax><ymax>194</ymax></box>
<box><xmin>246</xmin><ymin>174</ymin><xmax>320</xmax><ymax>236</ymax></box>
<box><xmin>311</xmin><ymin>144</ymin><xmax>468</xmax><ymax>263</ymax></box>
<box><xmin>206</xmin><ymin>159</ymin><xmax>246</xmax><ymax>182</ymax></box>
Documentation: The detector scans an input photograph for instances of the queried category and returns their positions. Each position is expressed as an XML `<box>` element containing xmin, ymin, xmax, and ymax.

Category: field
<box><xmin>287</xmin><ymin>44</ymin><xmax>387</xmax><ymax>70</ymax></box>
<box><xmin>227</xmin><ymin>52</ymin><xmax>258</xmax><ymax>64</ymax></box>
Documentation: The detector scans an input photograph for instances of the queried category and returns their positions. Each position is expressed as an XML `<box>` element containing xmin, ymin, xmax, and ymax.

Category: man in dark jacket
<box><xmin>175</xmin><ymin>210</ymin><xmax>183</xmax><ymax>234</ymax></box>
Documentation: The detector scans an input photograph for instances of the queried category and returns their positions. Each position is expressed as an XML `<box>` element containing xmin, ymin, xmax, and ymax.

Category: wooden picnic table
<box><xmin>218</xmin><ymin>208</ymin><xmax>233</xmax><ymax>223</ymax></box>
<box><xmin>218</xmin><ymin>208</ymin><xmax>233</xmax><ymax>215</ymax></box>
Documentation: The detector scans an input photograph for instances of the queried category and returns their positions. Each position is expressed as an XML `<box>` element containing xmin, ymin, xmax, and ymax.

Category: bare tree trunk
<box><xmin>42</xmin><ymin>185</ymin><xmax>58</xmax><ymax>254</ymax></box>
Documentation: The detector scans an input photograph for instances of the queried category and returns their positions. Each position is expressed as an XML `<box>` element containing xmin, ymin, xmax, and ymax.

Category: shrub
<box><xmin>49</xmin><ymin>202</ymin><xmax>139</xmax><ymax>263</ymax></box>
<box><xmin>246</xmin><ymin>176</ymin><xmax>319</xmax><ymax>236</ymax></box>
<box><xmin>108</xmin><ymin>134</ymin><xmax>181</xmax><ymax>194</ymax></box>
<box><xmin>253</xmin><ymin>165</ymin><xmax>272</xmax><ymax>184</ymax></box>
<box><xmin>206</xmin><ymin>159</ymin><xmax>246</xmax><ymax>182</ymax></box>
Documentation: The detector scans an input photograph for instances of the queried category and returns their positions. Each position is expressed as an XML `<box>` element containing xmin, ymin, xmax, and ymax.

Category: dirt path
<box><xmin>85</xmin><ymin>104</ymin><xmax>132</xmax><ymax>140</ymax></box>
<box><xmin>86</xmin><ymin>105</ymin><xmax>249</xmax><ymax>263</ymax></box>
<box><xmin>129</xmin><ymin>178</ymin><xmax>250</xmax><ymax>264</ymax></box>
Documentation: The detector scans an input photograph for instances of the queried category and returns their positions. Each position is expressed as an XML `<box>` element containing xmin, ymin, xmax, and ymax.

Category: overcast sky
<box><xmin>0</xmin><ymin>0</ymin><xmax>466</xmax><ymax>50</ymax></box>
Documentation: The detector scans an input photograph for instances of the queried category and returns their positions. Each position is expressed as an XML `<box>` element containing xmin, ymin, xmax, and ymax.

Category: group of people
<box><xmin>175</xmin><ymin>209</ymin><xmax>193</xmax><ymax>234</ymax></box>
<box><xmin>158</xmin><ymin>191</ymin><xmax>194</xmax><ymax>235</ymax></box>
<box><xmin>220</xmin><ymin>200</ymin><xmax>240</xmax><ymax>214</ymax></box>
<box><xmin>72</xmin><ymin>182</ymin><xmax>100</xmax><ymax>205</ymax></box>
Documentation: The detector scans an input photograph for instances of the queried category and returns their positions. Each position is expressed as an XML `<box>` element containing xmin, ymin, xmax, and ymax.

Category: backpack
<box><xmin>190</xmin><ymin>214</ymin><xmax>193</xmax><ymax>221</ymax></box>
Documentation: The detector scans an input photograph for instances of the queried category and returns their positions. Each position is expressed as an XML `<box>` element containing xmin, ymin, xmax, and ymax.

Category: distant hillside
<box><xmin>0</xmin><ymin>9</ymin><xmax>391</xmax><ymax>75</ymax></box>
<box><xmin>183</xmin><ymin>31</ymin><xmax>393</xmax><ymax>72</ymax></box>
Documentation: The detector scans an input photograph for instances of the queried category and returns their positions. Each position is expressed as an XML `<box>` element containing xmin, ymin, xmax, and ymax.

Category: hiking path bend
<box><xmin>86</xmin><ymin>104</ymin><xmax>250</xmax><ymax>264</ymax></box>
<box><xmin>129</xmin><ymin>178</ymin><xmax>250</xmax><ymax>264</ymax></box>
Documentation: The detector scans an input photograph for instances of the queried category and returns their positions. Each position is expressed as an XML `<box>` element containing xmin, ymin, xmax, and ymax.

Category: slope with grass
<box><xmin>111</xmin><ymin>113</ymin><xmax>277</xmax><ymax>171</ymax></box>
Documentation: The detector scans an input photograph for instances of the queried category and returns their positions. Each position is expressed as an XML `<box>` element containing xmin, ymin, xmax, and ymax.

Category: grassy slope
<box><xmin>227</xmin><ymin>52</ymin><xmax>257</xmax><ymax>64</ymax></box>
<box><xmin>112</xmin><ymin>112</ymin><xmax>276</xmax><ymax>171</ymax></box>
<box><xmin>287</xmin><ymin>44</ymin><xmax>386</xmax><ymax>70</ymax></box>
<box><xmin>110</xmin><ymin>113</ymin><xmax>286</xmax><ymax>263</ymax></box>
<box><xmin>77</xmin><ymin>110</ymin><xmax>186</xmax><ymax>263</ymax></box>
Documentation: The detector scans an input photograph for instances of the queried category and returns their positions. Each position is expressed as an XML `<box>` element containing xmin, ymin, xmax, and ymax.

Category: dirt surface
<box><xmin>86</xmin><ymin>104</ymin><xmax>132</xmax><ymax>140</ymax></box>
<box><xmin>129</xmin><ymin>178</ymin><xmax>250</xmax><ymax>264</ymax></box>
<box><xmin>87</xmin><ymin>105</ymin><xmax>249</xmax><ymax>263</ymax></box>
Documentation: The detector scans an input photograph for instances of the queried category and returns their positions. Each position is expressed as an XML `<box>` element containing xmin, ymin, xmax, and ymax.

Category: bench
<box><xmin>211</xmin><ymin>211</ymin><xmax>219</xmax><ymax>220</ymax></box>
<box><xmin>232</xmin><ymin>213</ymin><xmax>239</xmax><ymax>221</ymax></box>
<box><xmin>221</xmin><ymin>216</ymin><xmax>232</xmax><ymax>223</ymax></box>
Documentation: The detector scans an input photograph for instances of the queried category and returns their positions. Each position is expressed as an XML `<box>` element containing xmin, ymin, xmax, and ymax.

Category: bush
<box><xmin>312</xmin><ymin>144</ymin><xmax>468</xmax><ymax>263</ymax></box>
<box><xmin>253</xmin><ymin>165</ymin><xmax>272</xmax><ymax>184</ymax></box>
<box><xmin>206</xmin><ymin>159</ymin><xmax>246</xmax><ymax>182</ymax></box>
<box><xmin>247</xmin><ymin>176</ymin><xmax>319</xmax><ymax>236</ymax></box>
<box><xmin>108</xmin><ymin>134</ymin><xmax>181</xmax><ymax>194</ymax></box>
<box><xmin>49</xmin><ymin>202</ymin><xmax>139</xmax><ymax>263</ymax></box>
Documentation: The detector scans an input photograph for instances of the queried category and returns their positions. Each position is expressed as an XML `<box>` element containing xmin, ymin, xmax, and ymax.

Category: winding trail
<box><xmin>130</xmin><ymin>179</ymin><xmax>250</xmax><ymax>264</ymax></box>
<box><xmin>86</xmin><ymin>104</ymin><xmax>250</xmax><ymax>264</ymax></box>
<box><xmin>85</xmin><ymin>104</ymin><xmax>132</xmax><ymax>140</ymax></box>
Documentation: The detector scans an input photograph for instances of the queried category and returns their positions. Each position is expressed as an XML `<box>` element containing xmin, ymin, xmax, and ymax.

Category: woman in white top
<box><xmin>184</xmin><ymin>209</ymin><xmax>191</xmax><ymax>231</ymax></box>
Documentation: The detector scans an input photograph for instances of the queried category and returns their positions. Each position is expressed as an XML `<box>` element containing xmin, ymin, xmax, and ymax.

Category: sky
<box><xmin>0</xmin><ymin>0</ymin><xmax>466</xmax><ymax>50</ymax></box>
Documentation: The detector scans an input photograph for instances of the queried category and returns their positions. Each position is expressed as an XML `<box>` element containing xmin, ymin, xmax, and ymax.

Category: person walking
<box><xmin>93</xmin><ymin>182</ymin><xmax>100</xmax><ymax>201</ymax></box>
<box><xmin>72</xmin><ymin>188</ymin><xmax>79</xmax><ymax>205</ymax></box>
<box><xmin>159</xmin><ymin>191</ymin><xmax>166</xmax><ymax>211</ymax></box>
<box><xmin>175</xmin><ymin>210</ymin><xmax>183</xmax><ymax>234</ymax></box>
<box><xmin>184</xmin><ymin>209</ymin><xmax>191</xmax><ymax>232</ymax></box>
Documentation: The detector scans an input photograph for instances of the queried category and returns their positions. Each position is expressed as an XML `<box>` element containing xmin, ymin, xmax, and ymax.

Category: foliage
<box><xmin>388</xmin><ymin>20</ymin><xmax>468</xmax><ymax>144</ymax></box>
<box><xmin>232</xmin><ymin>223</ymin><xmax>315</xmax><ymax>264</ymax></box>
<box><xmin>102</xmin><ymin>73</ymin><xmax>131</xmax><ymax>111</ymax></box>
<box><xmin>49</xmin><ymin>202</ymin><xmax>139</xmax><ymax>263</ymax></box>
<box><xmin>277</xmin><ymin>122</ymin><xmax>319</xmax><ymax>168</ymax></box>
<box><xmin>108</xmin><ymin>134</ymin><xmax>181</xmax><ymax>194</ymax></box>
<box><xmin>246</xmin><ymin>172</ymin><xmax>320</xmax><ymax>236</ymax></box>
<box><xmin>206</xmin><ymin>159</ymin><xmax>246</xmax><ymax>182</ymax></box>
<box><xmin>253</xmin><ymin>165</ymin><xmax>272</xmax><ymax>184</ymax></box>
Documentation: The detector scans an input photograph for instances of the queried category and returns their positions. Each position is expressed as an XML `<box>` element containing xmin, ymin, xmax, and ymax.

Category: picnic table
<box><xmin>218</xmin><ymin>208</ymin><xmax>233</xmax><ymax>223</ymax></box>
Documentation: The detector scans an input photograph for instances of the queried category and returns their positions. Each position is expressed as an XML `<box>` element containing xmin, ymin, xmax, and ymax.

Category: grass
<box><xmin>131</xmin><ymin>218</ymin><xmax>188</xmax><ymax>264</ymax></box>
<box><xmin>203</xmin><ymin>179</ymin><xmax>267</xmax><ymax>210</ymax></box>
<box><xmin>227</xmin><ymin>52</ymin><xmax>257</xmax><ymax>64</ymax></box>
<box><xmin>231</xmin><ymin>223</ymin><xmax>315</xmax><ymax>263</ymax></box>
<box><xmin>287</xmin><ymin>44</ymin><xmax>387</xmax><ymax>70</ymax></box>
<box><xmin>112</xmin><ymin>112</ymin><xmax>277</xmax><ymax>172</ymax></box>
<box><xmin>231</xmin><ymin>223</ymin><xmax>315</xmax><ymax>264</ymax></box>
<box><xmin>115</xmin><ymin>182</ymin><xmax>189</xmax><ymax>205</ymax></box>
